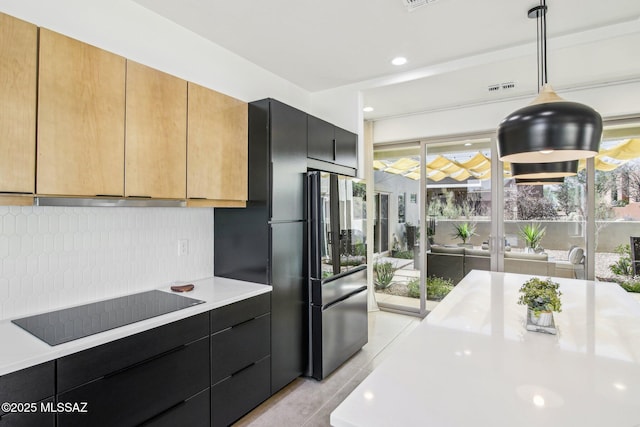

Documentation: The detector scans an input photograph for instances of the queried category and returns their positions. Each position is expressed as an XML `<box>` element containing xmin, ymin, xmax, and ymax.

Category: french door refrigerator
<box><xmin>307</xmin><ymin>171</ymin><xmax>368</xmax><ymax>380</ymax></box>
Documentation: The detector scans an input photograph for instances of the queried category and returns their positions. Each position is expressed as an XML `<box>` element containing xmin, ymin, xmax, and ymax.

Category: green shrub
<box><xmin>353</xmin><ymin>243</ymin><xmax>366</xmax><ymax>257</ymax></box>
<box><xmin>391</xmin><ymin>250</ymin><xmax>413</xmax><ymax>259</ymax></box>
<box><xmin>619</xmin><ymin>276</ymin><xmax>640</xmax><ymax>293</ymax></box>
<box><xmin>374</xmin><ymin>262</ymin><xmax>396</xmax><ymax>290</ymax></box>
<box><xmin>609</xmin><ymin>244</ymin><xmax>633</xmax><ymax>277</ymax></box>
<box><xmin>407</xmin><ymin>276</ymin><xmax>454</xmax><ymax>300</ymax></box>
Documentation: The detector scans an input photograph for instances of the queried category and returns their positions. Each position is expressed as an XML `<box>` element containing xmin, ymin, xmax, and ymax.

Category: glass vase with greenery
<box><xmin>517</xmin><ymin>277</ymin><xmax>562</xmax><ymax>327</ymax></box>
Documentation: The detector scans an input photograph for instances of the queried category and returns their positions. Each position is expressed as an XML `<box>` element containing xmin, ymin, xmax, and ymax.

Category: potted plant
<box><xmin>451</xmin><ymin>222</ymin><xmax>476</xmax><ymax>247</ymax></box>
<box><xmin>517</xmin><ymin>277</ymin><xmax>562</xmax><ymax>328</ymax></box>
<box><xmin>518</xmin><ymin>223</ymin><xmax>546</xmax><ymax>253</ymax></box>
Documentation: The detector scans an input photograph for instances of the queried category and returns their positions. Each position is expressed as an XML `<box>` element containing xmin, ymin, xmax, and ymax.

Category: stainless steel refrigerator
<box><xmin>307</xmin><ymin>171</ymin><xmax>368</xmax><ymax>380</ymax></box>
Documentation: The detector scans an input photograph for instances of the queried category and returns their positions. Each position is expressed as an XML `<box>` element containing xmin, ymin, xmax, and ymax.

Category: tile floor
<box><xmin>234</xmin><ymin>310</ymin><xmax>421</xmax><ymax>426</ymax></box>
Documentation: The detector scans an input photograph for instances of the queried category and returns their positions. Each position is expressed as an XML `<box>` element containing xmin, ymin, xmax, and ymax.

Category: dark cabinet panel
<box><xmin>214</xmin><ymin>205</ymin><xmax>269</xmax><ymax>284</ymax></box>
<box><xmin>58</xmin><ymin>337</ymin><xmax>209</xmax><ymax>427</ymax></box>
<box><xmin>0</xmin><ymin>361</ymin><xmax>54</xmax><ymax>415</ymax></box>
<box><xmin>307</xmin><ymin>115</ymin><xmax>335</xmax><ymax>163</ymax></box>
<box><xmin>57</xmin><ymin>312</ymin><xmax>209</xmax><ymax>392</ymax></box>
<box><xmin>306</xmin><ymin>114</ymin><xmax>358</xmax><ymax>175</ymax></box>
<box><xmin>211</xmin><ymin>313</ymin><xmax>270</xmax><ymax>384</ymax></box>
<box><xmin>209</xmin><ymin>293</ymin><xmax>272</xmax><ymax>422</ymax></box>
<box><xmin>269</xmin><ymin>100</ymin><xmax>307</xmax><ymax>221</ymax></box>
<box><xmin>210</xmin><ymin>293</ymin><xmax>270</xmax><ymax>333</ymax></box>
<box><xmin>270</xmin><ymin>222</ymin><xmax>306</xmax><ymax>393</ymax></box>
<box><xmin>247</xmin><ymin>100</ymin><xmax>270</xmax><ymax>205</ymax></box>
<box><xmin>142</xmin><ymin>388</ymin><xmax>210</xmax><ymax>427</ymax></box>
<box><xmin>0</xmin><ymin>397</ymin><xmax>55</xmax><ymax>427</ymax></box>
<box><xmin>334</xmin><ymin>126</ymin><xmax>358</xmax><ymax>169</ymax></box>
<box><xmin>211</xmin><ymin>356</ymin><xmax>270</xmax><ymax>427</ymax></box>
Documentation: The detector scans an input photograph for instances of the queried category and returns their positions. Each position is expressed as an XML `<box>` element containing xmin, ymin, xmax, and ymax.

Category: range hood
<box><xmin>35</xmin><ymin>196</ymin><xmax>186</xmax><ymax>208</ymax></box>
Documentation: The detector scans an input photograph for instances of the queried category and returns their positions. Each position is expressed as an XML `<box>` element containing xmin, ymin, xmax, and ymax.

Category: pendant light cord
<box><xmin>535</xmin><ymin>0</ymin><xmax>549</xmax><ymax>93</ymax></box>
<box><xmin>542</xmin><ymin>0</ymin><xmax>548</xmax><ymax>86</ymax></box>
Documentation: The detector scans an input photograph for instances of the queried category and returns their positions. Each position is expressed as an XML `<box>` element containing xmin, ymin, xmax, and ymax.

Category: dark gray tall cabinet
<box><xmin>214</xmin><ymin>98</ymin><xmax>307</xmax><ymax>395</ymax></box>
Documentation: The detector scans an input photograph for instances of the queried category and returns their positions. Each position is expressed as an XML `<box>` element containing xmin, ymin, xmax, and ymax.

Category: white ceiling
<box><xmin>133</xmin><ymin>0</ymin><xmax>640</xmax><ymax>121</ymax></box>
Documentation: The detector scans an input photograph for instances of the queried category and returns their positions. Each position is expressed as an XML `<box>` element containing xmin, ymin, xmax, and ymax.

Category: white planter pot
<box><xmin>530</xmin><ymin>310</ymin><xmax>553</xmax><ymax>327</ymax></box>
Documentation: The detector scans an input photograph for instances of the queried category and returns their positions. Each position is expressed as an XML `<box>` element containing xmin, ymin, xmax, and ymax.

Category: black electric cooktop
<box><xmin>12</xmin><ymin>290</ymin><xmax>205</xmax><ymax>346</ymax></box>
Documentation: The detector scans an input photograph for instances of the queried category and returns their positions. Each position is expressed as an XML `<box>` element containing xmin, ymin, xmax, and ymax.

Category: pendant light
<box><xmin>511</xmin><ymin>159</ymin><xmax>578</xmax><ymax>179</ymax></box>
<box><xmin>516</xmin><ymin>177</ymin><xmax>565</xmax><ymax>186</ymax></box>
<box><xmin>497</xmin><ymin>0</ymin><xmax>603</xmax><ymax>163</ymax></box>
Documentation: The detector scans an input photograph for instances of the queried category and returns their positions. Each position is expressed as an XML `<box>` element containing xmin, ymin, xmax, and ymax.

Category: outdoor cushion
<box><xmin>504</xmin><ymin>251</ymin><xmax>548</xmax><ymax>261</ymax></box>
<box><xmin>568</xmin><ymin>247</ymin><xmax>585</xmax><ymax>265</ymax></box>
<box><xmin>464</xmin><ymin>248</ymin><xmax>490</xmax><ymax>257</ymax></box>
<box><xmin>431</xmin><ymin>246</ymin><xmax>465</xmax><ymax>255</ymax></box>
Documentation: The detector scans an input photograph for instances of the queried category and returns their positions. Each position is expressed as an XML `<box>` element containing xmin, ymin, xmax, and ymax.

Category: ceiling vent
<box><xmin>402</xmin><ymin>0</ymin><xmax>439</xmax><ymax>12</ymax></box>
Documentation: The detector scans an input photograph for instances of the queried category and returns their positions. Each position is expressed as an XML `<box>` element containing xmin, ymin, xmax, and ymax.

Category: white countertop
<box><xmin>331</xmin><ymin>270</ymin><xmax>640</xmax><ymax>427</ymax></box>
<box><xmin>0</xmin><ymin>277</ymin><xmax>271</xmax><ymax>376</ymax></box>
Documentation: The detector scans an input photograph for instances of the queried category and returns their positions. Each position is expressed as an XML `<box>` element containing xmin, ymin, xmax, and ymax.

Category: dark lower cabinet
<box><xmin>58</xmin><ymin>337</ymin><xmax>209</xmax><ymax>427</ymax></box>
<box><xmin>211</xmin><ymin>356</ymin><xmax>271</xmax><ymax>427</ymax></box>
<box><xmin>57</xmin><ymin>312</ymin><xmax>210</xmax><ymax>393</ymax></box>
<box><xmin>0</xmin><ymin>292</ymin><xmax>273</xmax><ymax>427</ymax></box>
<box><xmin>210</xmin><ymin>293</ymin><xmax>272</xmax><ymax>426</ymax></box>
<box><xmin>0</xmin><ymin>361</ymin><xmax>55</xmax><ymax>427</ymax></box>
<box><xmin>142</xmin><ymin>388</ymin><xmax>210</xmax><ymax>427</ymax></box>
<box><xmin>0</xmin><ymin>397</ymin><xmax>55</xmax><ymax>427</ymax></box>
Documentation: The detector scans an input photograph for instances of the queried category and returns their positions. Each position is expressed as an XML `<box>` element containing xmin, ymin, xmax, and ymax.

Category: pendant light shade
<box><xmin>497</xmin><ymin>1</ymin><xmax>603</xmax><ymax>163</ymax></box>
<box><xmin>510</xmin><ymin>159</ymin><xmax>578</xmax><ymax>179</ymax></box>
<box><xmin>498</xmin><ymin>86</ymin><xmax>602</xmax><ymax>163</ymax></box>
<box><xmin>515</xmin><ymin>177</ymin><xmax>565</xmax><ymax>186</ymax></box>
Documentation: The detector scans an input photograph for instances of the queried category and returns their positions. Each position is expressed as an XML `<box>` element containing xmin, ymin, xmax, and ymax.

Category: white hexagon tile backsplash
<box><xmin>0</xmin><ymin>206</ymin><xmax>214</xmax><ymax>321</ymax></box>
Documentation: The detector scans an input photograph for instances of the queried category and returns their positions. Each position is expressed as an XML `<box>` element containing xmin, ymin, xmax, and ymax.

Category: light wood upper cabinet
<box><xmin>187</xmin><ymin>83</ymin><xmax>248</xmax><ymax>205</ymax></box>
<box><xmin>37</xmin><ymin>29</ymin><xmax>126</xmax><ymax>197</ymax></box>
<box><xmin>0</xmin><ymin>13</ymin><xmax>37</xmax><ymax>195</ymax></box>
<box><xmin>125</xmin><ymin>61</ymin><xmax>187</xmax><ymax>199</ymax></box>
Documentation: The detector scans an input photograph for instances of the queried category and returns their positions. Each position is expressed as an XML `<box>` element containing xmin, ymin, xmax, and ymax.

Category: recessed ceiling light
<box><xmin>363</xmin><ymin>106</ymin><xmax>374</xmax><ymax>112</ymax></box>
<box><xmin>464</xmin><ymin>142</ymin><xmax>473</xmax><ymax>146</ymax></box>
<box><xmin>391</xmin><ymin>57</ymin><xmax>407</xmax><ymax>66</ymax></box>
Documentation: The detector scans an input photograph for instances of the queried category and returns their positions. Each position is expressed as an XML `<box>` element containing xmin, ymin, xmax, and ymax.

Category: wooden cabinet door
<box><xmin>187</xmin><ymin>82</ymin><xmax>247</xmax><ymax>204</ymax></box>
<box><xmin>0</xmin><ymin>13</ymin><xmax>37</xmax><ymax>195</ymax></box>
<box><xmin>37</xmin><ymin>29</ymin><xmax>126</xmax><ymax>196</ymax></box>
<box><xmin>125</xmin><ymin>61</ymin><xmax>187</xmax><ymax>199</ymax></box>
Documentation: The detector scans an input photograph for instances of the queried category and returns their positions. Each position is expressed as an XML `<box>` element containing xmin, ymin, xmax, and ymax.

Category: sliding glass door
<box><xmin>372</xmin><ymin>117</ymin><xmax>640</xmax><ymax>317</ymax></box>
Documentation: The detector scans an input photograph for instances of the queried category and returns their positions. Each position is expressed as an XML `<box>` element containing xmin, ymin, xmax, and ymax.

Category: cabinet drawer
<box><xmin>0</xmin><ymin>361</ymin><xmax>54</xmax><ymax>415</ymax></box>
<box><xmin>0</xmin><ymin>397</ymin><xmax>55</xmax><ymax>427</ymax></box>
<box><xmin>142</xmin><ymin>388</ymin><xmax>210</xmax><ymax>427</ymax></box>
<box><xmin>57</xmin><ymin>337</ymin><xmax>209</xmax><ymax>427</ymax></box>
<box><xmin>210</xmin><ymin>293</ymin><xmax>270</xmax><ymax>333</ymax></box>
<box><xmin>211</xmin><ymin>356</ymin><xmax>270</xmax><ymax>427</ymax></box>
<box><xmin>57</xmin><ymin>312</ymin><xmax>209</xmax><ymax>392</ymax></box>
<box><xmin>211</xmin><ymin>313</ymin><xmax>270</xmax><ymax>384</ymax></box>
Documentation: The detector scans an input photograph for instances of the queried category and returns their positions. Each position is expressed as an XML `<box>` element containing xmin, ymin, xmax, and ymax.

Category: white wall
<box><xmin>0</xmin><ymin>206</ymin><xmax>213</xmax><ymax>321</ymax></box>
<box><xmin>372</xmin><ymin>80</ymin><xmax>640</xmax><ymax>143</ymax></box>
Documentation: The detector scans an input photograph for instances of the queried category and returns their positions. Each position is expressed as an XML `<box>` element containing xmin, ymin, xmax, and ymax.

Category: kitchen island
<box><xmin>331</xmin><ymin>270</ymin><xmax>640</xmax><ymax>427</ymax></box>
